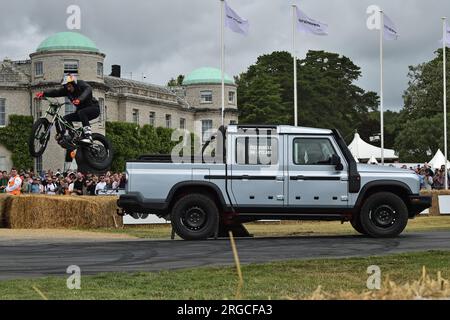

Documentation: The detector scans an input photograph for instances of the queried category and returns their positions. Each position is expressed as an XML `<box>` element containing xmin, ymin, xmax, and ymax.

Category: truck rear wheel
<box><xmin>359</xmin><ymin>192</ymin><xmax>408</xmax><ymax>238</ymax></box>
<box><xmin>171</xmin><ymin>193</ymin><xmax>219</xmax><ymax>240</ymax></box>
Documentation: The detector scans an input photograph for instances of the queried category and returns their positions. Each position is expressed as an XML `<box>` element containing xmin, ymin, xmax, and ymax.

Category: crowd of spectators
<box><xmin>399</xmin><ymin>164</ymin><xmax>449</xmax><ymax>191</ymax></box>
<box><xmin>0</xmin><ymin>168</ymin><xmax>127</xmax><ymax>195</ymax></box>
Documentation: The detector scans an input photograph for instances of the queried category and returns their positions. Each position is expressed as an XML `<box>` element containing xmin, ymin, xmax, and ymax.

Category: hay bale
<box><xmin>0</xmin><ymin>194</ymin><xmax>11</xmax><ymax>227</ymax></box>
<box><xmin>3</xmin><ymin>195</ymin><xmax>123</xmax><ymax>229</ymax></box>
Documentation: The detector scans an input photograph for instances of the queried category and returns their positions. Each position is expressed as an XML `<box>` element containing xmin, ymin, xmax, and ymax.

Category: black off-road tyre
<box><xmin>171</xmin><ymin>193</ymin><xmax>219</xmax><ymax>240</ymax></box>
<box><xmin>359</xmin><ymin>192</ymin><xmax>408</xmax><ymax>238</ymax></box>
<box><xmin>28</xmin><ymin>118</ymin><xmax>51</xmax><ymax>157</ymax></box>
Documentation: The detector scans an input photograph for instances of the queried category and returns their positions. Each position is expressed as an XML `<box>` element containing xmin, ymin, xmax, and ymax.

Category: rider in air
<box><xmin>36</xmin><ymin>74</ymin><xmax>100</xmax><ymax>144</ymax></box>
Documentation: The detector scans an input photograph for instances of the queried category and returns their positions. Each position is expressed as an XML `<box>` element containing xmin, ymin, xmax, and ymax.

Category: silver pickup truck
<box><xmin>117</xmin><ymin>125</ymin><xmax>431</xmax><ymax>240</ymax></box>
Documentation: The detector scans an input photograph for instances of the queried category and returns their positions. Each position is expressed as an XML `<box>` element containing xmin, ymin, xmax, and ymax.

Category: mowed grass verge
<box><xmin>91</xmin><ymin>216</ymin><xmax>450</xmax><ymax>239</ymax></box>
<box><xmin>1</xmin><ymin>251</ymin><xmax>450</xmax><ymax>300</ymax></box>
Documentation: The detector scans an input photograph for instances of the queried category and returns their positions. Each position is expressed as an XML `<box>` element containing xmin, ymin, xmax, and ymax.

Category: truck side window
<box><xmin>293</xmin><ymin>138</ymin><xmax>337</xmax><ymax>165</ymax></box>
<box><xmin>236</xmin><ymin>137</ymin><xmax>278</xmax><ymax>165</ymax></box>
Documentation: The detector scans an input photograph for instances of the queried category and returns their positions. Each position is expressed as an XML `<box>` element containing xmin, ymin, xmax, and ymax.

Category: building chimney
<box><xmin>110</xmin><ymin>65</ymin><xmax>121</xmax><ymax>78</ymax></box>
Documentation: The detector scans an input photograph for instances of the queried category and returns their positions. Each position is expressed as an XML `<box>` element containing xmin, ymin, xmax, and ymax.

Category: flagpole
<box><xmin>379</xmin><ymin>10</ymin><xmax>385</xmax><ymax>165</ymax></box>
<box><xmin>443</xmin><ymin>17</ymin><xmax>448</xmax><ymax>190</ymax></box>
<box><xmin>221</xmin><ymin>0</ymin><xmax>225</xmax><ymax>126</ymax></box>
<box><xmin>292</xmin><ymin>5</ymin><xmax>298</xmax><ymax>127</ymax></box>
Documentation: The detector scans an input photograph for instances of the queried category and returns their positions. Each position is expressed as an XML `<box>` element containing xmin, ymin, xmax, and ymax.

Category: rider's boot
<box><xmin>80</xmin><ymin>126</ymin><xmax>93</xmax><ymax>144</ymax></box>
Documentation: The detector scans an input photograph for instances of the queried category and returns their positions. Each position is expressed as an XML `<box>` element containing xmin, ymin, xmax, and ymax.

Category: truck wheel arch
<box><xmin>166</xmin><ymin>181</ymin><xmax>228</xmax><ymax>212</ymax></box>
<box><xmin>354</xmin><ymin>181</ymin><xmax>412</xmax><ymax>211</ymax></box>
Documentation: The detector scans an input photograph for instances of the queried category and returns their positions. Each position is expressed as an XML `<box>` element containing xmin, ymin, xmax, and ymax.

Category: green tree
<box><xmin>396</xmin><ymin>48</ymin><xmax>450</xmax><ymax>161</ymax></box>
<box><xmin>236</xmin><ymin>50</ymin><xmax>379</xmax><ymax>141</ymax></box>
<box><xmin>105</xmin><ymin>122</ymin><xmax>179</xmax><ymax>172</ymax></box>
<box><xmin>167</xmin><ymin>74</ymin><xmax>185</xmax><ymax>87</ymax></box>
<box><xmin>0</xmin><ymin>115</ymin><xmax>34</xmax><ymax>170</ymax></box>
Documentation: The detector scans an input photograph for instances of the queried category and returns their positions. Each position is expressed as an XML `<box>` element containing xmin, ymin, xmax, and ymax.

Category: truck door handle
<box><xmin>276</xmin><ymin>176</ymin><xmax>284</xmax><ymax>181</ymax></box>
<box><xmin>292</xmin><ymin>175</ymin><xmax>305</xmax><ymax>181</ymax></box>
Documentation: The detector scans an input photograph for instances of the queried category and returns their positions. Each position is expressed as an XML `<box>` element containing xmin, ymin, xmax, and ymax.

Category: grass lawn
<box><xmin>90</xmin><ymin>216</ymin><xmax>450</xmax><ymax>240</ymax></box>
<box><xmin>0</xmin><ymin>251</ymin><xmax>449</xmax><ymax>300</ymax></box>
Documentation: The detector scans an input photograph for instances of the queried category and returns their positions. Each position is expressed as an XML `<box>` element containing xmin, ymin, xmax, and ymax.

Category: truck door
<box><xmin>230</xmin><ymin>130</ymin><xmax>285</xmax><ymax>207</ymax></box>
<box><xmin>287</xmin><ymin>136</ymin><xmax>349</xmax><ymax>208</ymax></box>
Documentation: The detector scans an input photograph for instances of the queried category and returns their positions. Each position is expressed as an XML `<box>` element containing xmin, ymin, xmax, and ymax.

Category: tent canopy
<box><xmin>428</xmin><ymin>149</ymin><xmax>450</xmax><ymax>169</ymax></box>
<box><xmin>348</xmin><ymin>133</ymin><xmax>398</xmax><ymax>161</ymax></box>
<box><xmin>367</xmin><ymin>155</ymin><xmax>378</xmax><ymax>164</ymax></box>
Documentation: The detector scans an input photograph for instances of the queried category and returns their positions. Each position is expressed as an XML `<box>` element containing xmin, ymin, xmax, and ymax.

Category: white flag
<box><xmin>224</xmin><ymin>1</ymin><xmax>249</xmax><ymax>35</ymax></box>
<box><xmin>442</xmin><ymin>22</ymin><xmax>450</xmax><ymax>45</ymax></box>
<box><xmin>383</xmin><ymin>13</ymin><xmax>399</xmax><ymax>40</ymax></box>
<box><xmin>295</xmin><ymin>7</ymin><xmax>328</xmax><ymax>36</ymax></box>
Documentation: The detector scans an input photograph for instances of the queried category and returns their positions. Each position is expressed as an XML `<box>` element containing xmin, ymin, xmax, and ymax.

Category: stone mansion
<box><xmin>0</xmin><ymin>31</ymin><xmax>238</xmax><ymax>171</ymax></box>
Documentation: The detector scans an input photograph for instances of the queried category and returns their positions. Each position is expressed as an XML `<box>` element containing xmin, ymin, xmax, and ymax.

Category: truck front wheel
<box><xmin>171</xmin><ymin>193</ymin><xmax>219</xmax><ymax>240</ymax></box>
<box><xmin>359</xmin><ymin>192</ymin><xmax>408</xmax><ymax>238</ymax></box>
<box><xmin>350</xmin><ymin>217</ymin><xmax>367</xmax><ymax>235</ymax></box>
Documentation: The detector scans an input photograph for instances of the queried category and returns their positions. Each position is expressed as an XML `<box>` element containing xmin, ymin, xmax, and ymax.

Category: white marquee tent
<box><xmin>367</xmin><ymin>156</ymin><xmax>378</xmax><ymax>164</ymax></box>
<box><xmin>428</xmin><ymin>149</ymin><xmax>450</xmax><ymax>169</ymax></box>
<box><xmin>348</xmin><ymin>133</ymin><xmax>398</xmax><ymax>162</ymax></box>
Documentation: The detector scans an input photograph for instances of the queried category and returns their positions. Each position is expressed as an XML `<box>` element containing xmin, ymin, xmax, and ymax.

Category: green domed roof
<box><xmin>36</xmin><ymin>32</ymin><xmax>99</xmax><ymax>53</ymax></box>
<box><xmin>183</xmin><ymin>67</ymin><xmax>234</xmax><ymax>85</ymax></box>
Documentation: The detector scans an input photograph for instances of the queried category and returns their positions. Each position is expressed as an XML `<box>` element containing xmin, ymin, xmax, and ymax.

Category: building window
<box><xmin>97</xmin><ymin>62</ymin><xmax>103</xmax><ymax>77</ymax></box>
<box><xmin>0</xmin><ymin>98</ymin><xmax>6</xmax><ymax>126</ymax></box>
<box><xmin>200</xmin><ymin>90</ymin><xmax>213</xmax><ymax>103</ymax></box>
<box><xmin>202</xmin><ymin>119</ymin><xmax>213</xmax><ymax>143</ymax></box>
<box><xmin>34</xmin><ymin>98</ymin><xmax>42</xmax><ymax>118</ymax></box>
<box><xmin>132</xmin><ymin>109</ymin><xmax>139</xmax><ymax>125</ymax></box>
<box><xmin>180</xmin><ymin>118</ymin><xmax>186</xmax><ymax>129</ymax></box>
<box><xmin>149</xmin><ymin>112</ymin><xmax>155</xmax><ymax>126</ymax></box>
<box><xmin>165</xmin><ymin>114</ymin><xmax>172</xmax><ymax>128</ymax></box>
<box><xmin>35</xmin><ymin>156</ymin><xmax>43</xmax><ymax>173</ymax></box>
<box><xmin>35</xmin><ymin>61</ymin><xmax>43</xmax><ymax>77</ymax></box>
<box><xmin>65</xmin><ymin>97</ymin><xmax>76</xmax><ymax>116</ymax></box>
<box><xmin>228</xmin><ymin>91</ymin><xmax>235</xmax><ymax>104</ymax></box>
<box><xmin>64</xmin><ymin>60</ymin><xmax>79</xmax><ymax>74</ymax></box>
<box><xmin>98</xmin><ymin>98</ymin><xmax>105</xmax><ymax>126</ymax></box>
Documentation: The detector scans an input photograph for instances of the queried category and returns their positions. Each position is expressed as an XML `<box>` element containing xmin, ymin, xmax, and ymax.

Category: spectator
<box><xmin>45</xmin><ymin>177</ymin><xmax>58</xmax><ymax>195</ymax></box>
<box><xmin>433</xmin><ymin>170</ymin><xmax>445</xmax><ymax>190</ymax></box>
<box><xmin>0</xmin><ymin>171</ymin><xmax>9</xmax><ymax>193</ymax></box>
<box><xmin>21</xmin><ymin>174</ymin><xmax>32</xmax><ymax>194</ymax></box>
<box><xmin>423</xmin><ymin>169</ymin><xmax>434</xmax><ymax>191</ymax></box>
<box><xmin>86</xmin><ymin>177</ymin><xmax>97</xmax><ymax>196</ymax></box>
<box><xmin>5</xmin><ymin>168</ymin><xmax>22</xmax><ymax>195</ymax></box>
<box><xmin>72</xmin><ymin>172</ymin><xmax>85</xmax><ymax>196</ymax></box>
<box><xmin>111</xmin><ymin>173</ymin><xmax>120</xmax><ymax>190</ymax></box>
<box><xmin>105</xmin><ymin>177</ymin><xmax>113</xmax><ymax>189</ymax></box>
<box><xmin>119</xmin><ymin>173</ymin><xmax>127</xmax><ymax>189</ymax></box>
<box><xmin>68</xmin><ymin>177</ymin><xmax>75</xmax><ymax>195</ymax></box>
<box><xmin>95</xmin><ymin>176</ymin><xmax>107</xmax><ymax>194</ymax></box>
<box><xmin>30</xmin><ymin>177</ymin><xmax>41</xmax><ymax>194</ymax></box>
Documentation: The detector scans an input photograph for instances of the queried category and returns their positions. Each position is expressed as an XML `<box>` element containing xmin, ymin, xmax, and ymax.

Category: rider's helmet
<box><xmin>61</xmin><ymin>73</ymin><xmax>78</xmax><ymax>86</ymax></box>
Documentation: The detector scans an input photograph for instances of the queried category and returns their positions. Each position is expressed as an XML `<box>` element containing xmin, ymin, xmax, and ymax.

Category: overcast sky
<box><xmin>1</xmin><ymin>0</ymin><xmax>450</xmax><ymax>111</ymax></box>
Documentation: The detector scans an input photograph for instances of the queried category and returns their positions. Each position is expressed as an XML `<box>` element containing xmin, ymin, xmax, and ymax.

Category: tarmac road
<box><xmin>1</xmin><ymin>231</ymin><xmax>450</xmax><ymax>280</ymax></box>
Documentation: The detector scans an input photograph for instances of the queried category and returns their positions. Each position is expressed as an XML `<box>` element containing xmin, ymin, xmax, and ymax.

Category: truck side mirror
<box><xmin>331</xmin><ymin>155</ymin><xmax>344</xmax><ymax>171</ymax></box>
